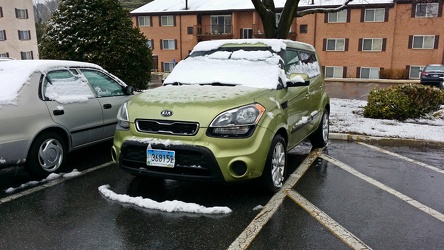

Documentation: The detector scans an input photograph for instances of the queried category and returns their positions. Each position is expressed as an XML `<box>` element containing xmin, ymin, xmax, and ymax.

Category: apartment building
<box><xmin>0</xmin><ymin>0</ymin><xmax>38</xmax><ymax>60</ymax></box>
<box><xmin>131</xmin><ymin>0</ymin><xmax>443</xmax><ymax>79</ymax></box>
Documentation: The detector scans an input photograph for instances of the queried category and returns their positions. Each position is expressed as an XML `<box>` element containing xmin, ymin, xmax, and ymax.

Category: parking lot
<box><xmin>1</xmin><ymin>139</ymin><xmax>443</xmax><ymax>249</ymax></box>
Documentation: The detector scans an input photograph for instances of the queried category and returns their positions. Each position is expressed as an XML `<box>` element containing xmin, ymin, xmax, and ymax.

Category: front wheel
<box><xmin>25</xmin><ymin>132</ymin><xmax>66</xmax><ymax>179</ymax></box>
<box><xmin>310</xmin><ymin>109</ymin><xmax>329</xmax><ymax>148</ymax></box>
<box><xmin>261</xmin><ymin>134</ymin><xmax>287</xmax><ymax>193</ymax></box>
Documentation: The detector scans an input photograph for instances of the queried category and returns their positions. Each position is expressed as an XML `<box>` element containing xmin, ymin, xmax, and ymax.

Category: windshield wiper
<box><xmin>199</xmin><ymin>82</ymin><xmax>236</xmax><ymax>87</ymax></box>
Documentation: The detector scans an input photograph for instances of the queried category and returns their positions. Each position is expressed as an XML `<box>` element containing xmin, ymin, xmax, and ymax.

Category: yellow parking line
<box><xmin>286</xmin><ymin>190</ymin><xmax>372</xmax><ymax>250</ymax></box>
<box><xmin>320</xmin><ymin>154</ymin><xmax>444</xmax><ymax>223</ymax></box>
<box><xmin>357</xmin><ymin>142</ymin><xmax>444</xmax><ymax>174</ymax></box>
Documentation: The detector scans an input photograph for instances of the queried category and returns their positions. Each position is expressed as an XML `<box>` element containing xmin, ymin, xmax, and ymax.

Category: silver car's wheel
<box><xmin>261</xmin><ymin>134</ymin><xmax>287</xmax><ymax>193</ymax></box>
<box><xmin>26</xmin><ymin>132</ymin><xmax>66</xmax><ymax>179</ymax></box>
<box><xmin>38</xmin><ymin>138</ymin><xmax>64</xmax><ymax>171</ymax></box>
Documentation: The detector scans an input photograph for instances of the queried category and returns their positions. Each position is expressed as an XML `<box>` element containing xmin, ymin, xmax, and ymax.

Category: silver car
<box><xmin>0</xmin><ymin>60</ymin><xmax>134</xmax><ymax>178</ymax></box>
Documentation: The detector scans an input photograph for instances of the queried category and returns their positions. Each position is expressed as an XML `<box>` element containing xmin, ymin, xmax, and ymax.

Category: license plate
<box><xmin>432</xmin><ymin>74</ymin><xmax>439</xmax><ymax>77</ymax></box>
<box><xmin>146</xmin><ymin>149</ymin><xmax>175</xmax><ymax>168</ymax></box>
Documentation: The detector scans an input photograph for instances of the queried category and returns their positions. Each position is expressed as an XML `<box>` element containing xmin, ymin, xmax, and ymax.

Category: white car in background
<box><xmin>0</xmin><ymin>60</ymin><xmax>134</xmax><ymax>178</ymax></box>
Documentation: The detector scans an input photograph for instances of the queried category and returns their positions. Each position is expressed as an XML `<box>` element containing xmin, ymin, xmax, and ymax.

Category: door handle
<box><xmin>53</xmin><ymin>110</ymin><xmax>64</xmax><ymax>116</ymax></box>
<box><xmin>103</xmin><ymin>104</ymin><xmax>112</xmax><ymax>109</ymax></box>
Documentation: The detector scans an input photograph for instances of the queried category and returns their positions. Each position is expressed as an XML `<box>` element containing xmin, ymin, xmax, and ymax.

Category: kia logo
<box><xmin>161</xmin><ymin>110</ymin><xmax>173</xmax><ymax>117</ymax></box>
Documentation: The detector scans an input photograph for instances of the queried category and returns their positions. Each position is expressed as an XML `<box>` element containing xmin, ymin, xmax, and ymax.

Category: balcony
<box><xmin>194</xmin><ymin>25</ymin><xmax>233</xmax><ymax>40</ymax></box>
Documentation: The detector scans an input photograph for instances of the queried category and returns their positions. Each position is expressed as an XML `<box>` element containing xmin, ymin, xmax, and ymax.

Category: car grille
<box><xmin>120</xmin><ymin>142</ymin><xmax>223</xmax><ymax>181</ymax></box>
<box><xmin>136</xmin><ymin>119</ymin><xmax>199</xmax><ymax>136</ymax></box>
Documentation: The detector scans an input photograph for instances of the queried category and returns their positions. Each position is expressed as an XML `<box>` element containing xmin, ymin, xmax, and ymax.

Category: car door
<box><xmin>283</xmin><ymin>49</ymin><xmax>312</xmax><ymax>147</ymax></box>
<box><xmin>79</xmin><ymin>69</ymin><xmax>132</xmax><ymax>139</ymax></box>
<box><xmin>43</xmin><ymin>69</ymin><xmax>104</xmax><ymax>148</ymax></box>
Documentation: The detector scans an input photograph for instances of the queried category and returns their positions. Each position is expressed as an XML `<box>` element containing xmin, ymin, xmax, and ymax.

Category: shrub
<box><xmin>363</xmin><ymin>84</ymin><xmax>444</xmax><ymax>120</ymax></box>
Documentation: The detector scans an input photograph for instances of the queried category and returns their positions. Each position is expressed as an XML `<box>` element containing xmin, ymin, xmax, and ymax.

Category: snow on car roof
<box><xmin>0</xmin><ymin>60</ymin><xmax>101</xmax><ymax>106</ymax></box>
<box><xmin>132</xmin><ymin>0</ymin><xmax>394</xmax><ymax>14</ymax></box>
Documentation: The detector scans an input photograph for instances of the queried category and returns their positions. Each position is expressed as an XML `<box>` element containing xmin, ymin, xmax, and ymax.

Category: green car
<box><xmin>112</xmin><ymin>39</ymin><xmax>329</xmax><ymax>192</ymax></box>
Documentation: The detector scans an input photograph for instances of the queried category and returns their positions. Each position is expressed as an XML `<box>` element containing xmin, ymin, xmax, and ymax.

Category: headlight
<box><xmin>117</xmin><ymin>102</ymin><xmax>130</xmax><ymax>129</ymax></box>
<box><xmin>208</xmin><ymin>104</ymin><xmax>265</xmax><ymax>137</ymax></box>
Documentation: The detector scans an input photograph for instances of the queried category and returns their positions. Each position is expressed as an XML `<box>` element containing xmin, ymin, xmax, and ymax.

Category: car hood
<box><xmin>127</xmin><ymin>85</ymin><xmax>272</xmax><ymax>127</ymax></box>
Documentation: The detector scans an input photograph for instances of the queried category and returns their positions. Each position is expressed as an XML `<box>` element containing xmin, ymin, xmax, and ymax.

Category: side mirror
<box><xmin>287</xmin><ymin>73</ymin><xmax>310</xmax><ymax>87</ymax></box>
<box><xmin>124</xmin><ymin>85</ymin><xmax>134</xmax><ymax>95</ymax></box>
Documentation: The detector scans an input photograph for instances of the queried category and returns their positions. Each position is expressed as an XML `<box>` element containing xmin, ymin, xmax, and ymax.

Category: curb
<box><xmin>325</xmin><ymin>78</ymin><xmax>420</xmax><ymax>84</ymax></box>
<box><xmin>329</xmin><ymin>133</ymin><xmax>444</xmax><ymax>148</ymax></box>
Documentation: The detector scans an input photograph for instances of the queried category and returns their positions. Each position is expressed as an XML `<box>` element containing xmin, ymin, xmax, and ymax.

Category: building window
<box><xmin>242</xmin><ymin>28</ymin><xmax>252</xmax><ymax>39</ymax></box>
<box><xmin>21</xmin><ymin>51</ymin><xmax>33</xmax><ymax>60</ymax></box>
<box><xmin>187</xmin><ymin>27</ymin><xmax>194</xmax><ymax>35</ymax></box>
<box><xmin>328</xmin><ymin>10</ymin><xmax>347</xmax><ymax>23</ymax></box>
<box><xmin>15</xmin><ymin>8</ymin><xmax>28</xmax><ymax>19</ymax></box>
<box><xmin>360</xmin><ymin>67</ymin><xmax>379</xmax><ymax>79</ymax></box>
<box><xmin>409</xmin><ymin>66</ymin><xmax>424</xmax><ymax>79</ymax></box>
<box><xmin>364</xmin><ymin>8</ymin><xmax>385</xmax><ymax>22</ymax></box>
<box><xmin>326</xmin><ymin>38</ymin><xmax>345</xmax><ymax>51</ymax></box>
<box><xmin>163</xmin><ymin>62</ymin><xmax>174</xmax><ymax>72</ymax></box>
<box><xmin>300</xmin><ymin>25</ymin><xmax>308</xmax><ymax>34</ymax></box>
<box><xmin>161</xmin><ymin>39</ymin><xmax>176</xmax><ymax>50</ymax></box>
<box><xmin>18</xmin><ymin>30</ymin><xmax>31</xmax><ymax>40</ymax></box>
<box><xmin>0</xmin><ymin>30</ymin><xmax>6</xmax><ymax>41</ymax></box>
<box><xmin>146</xmin><ymin>40</ymin><xmax>153</xmax><ymax>49</ymax></box>
<box><xmin>0</xmin><ymin>52</ymin><xmax>9</xmax><ymax>58</ymax></box>
<box><xmin>152</xmin><ymin>56</ymin><xmax>158</xmax><ymax>71</ymax></box>
<box><xmin>412</xmin><ymin>35</ymin><xmax>435</xmax><ymax>49</ymax></box>
<box><xmin>138</xmin><ymin>16</ymin><xmax>151</xmax><ymax>27</ymax></box>
<box><xmin>161</xmin><ymin>16</ymin><xmax>174</xmax><ymax>26</ymax></box>
<box><xmin>362</xmin><ymin>38</ymin><xmax>383</xmax><ymax>51</ymax></box>
<box><xmin>211</xmin><ymin>15</ymin><xmax>231</xmax><ymax>34</ymax></box>
<box><xmin>415</xmin><ymin>3</ymin><xmax>439</xmax><ymax>18</ymax></box>
<box><xmin>325</xmin><ymin>66</ymin><xmax>344</xmax><ymax>78</ymax></box>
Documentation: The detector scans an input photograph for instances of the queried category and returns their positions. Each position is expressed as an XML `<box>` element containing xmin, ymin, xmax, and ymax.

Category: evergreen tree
<box><xmin>39</xmin><ymin>0</ymin><xmax>152</xmax><ymax>89</ymax></box>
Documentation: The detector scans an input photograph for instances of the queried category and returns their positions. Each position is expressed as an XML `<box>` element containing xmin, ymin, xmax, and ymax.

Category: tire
<box><xmin>261</xmin><ymin>134</ymin><xmax>287</xmax><ymax>193</ymax></box>
<box><xmin>25</xmin><ymin>132</ymin><xmax>66</xmax><ymax>179</ymax></box>
<box><xmin>310</xmin><ymin>109</ymin><xmax>329</xmax><ymax>148</ymax></box>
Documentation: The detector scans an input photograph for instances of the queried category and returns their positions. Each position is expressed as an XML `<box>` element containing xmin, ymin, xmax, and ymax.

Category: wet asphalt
<box><xmin>0</xmin><ymin>81</ymin><xmax>443</xmax><ymax>249</ymax></box>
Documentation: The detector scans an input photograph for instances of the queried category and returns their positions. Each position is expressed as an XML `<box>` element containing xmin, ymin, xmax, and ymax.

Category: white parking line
<box><xmin>286</xmin><ymin>190</ymin><xmax>372</xmax><ymax>250</ymax></box>
<box><xmin>227</xmin><ymin>149</ymin><xmax>321</xmax><ymax>250</ymax></box>
<box><xmin>357</xmin><ymin>142</ymin><xmax>444</xmax><ymax>174</ymax></box>
<box><xmin>0</xmin><ymin>161</ymin><xmax>113</xmax><ymax>205</ymax></box>
<box><xmin>320</xmin><ymin>154</ymin><xmax>444</xmax><ymax>223</ymax></box>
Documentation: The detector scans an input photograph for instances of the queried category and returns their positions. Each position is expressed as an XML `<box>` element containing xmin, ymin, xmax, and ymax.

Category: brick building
<box><xmin>0</xmin><ymin>0</ymin><xmax>38</xmax><ymax>60</ymax></box>
<box><xmin>131</xmin><ymin>0</ymin><xmax>443</xmax><ymax>79</ymax></box>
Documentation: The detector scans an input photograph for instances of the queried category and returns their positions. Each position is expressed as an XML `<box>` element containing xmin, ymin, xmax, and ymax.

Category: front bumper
<box><xmin>113</xmin><ymin>125</ymin><xmax>275</xmax><ymax>183</ymax></box>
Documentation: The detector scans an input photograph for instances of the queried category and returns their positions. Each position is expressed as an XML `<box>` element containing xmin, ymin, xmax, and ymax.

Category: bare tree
<box><xmin>251</xmin><ymin>0</ymin><xmax>353</xmax><ymax>38</ymax></box>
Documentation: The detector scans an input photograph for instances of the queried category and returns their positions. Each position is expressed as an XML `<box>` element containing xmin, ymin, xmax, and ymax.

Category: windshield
<box><xmin>164</xmin><ymin>47</ymin><xmax>286</xmax><ymax>89</ymax></box>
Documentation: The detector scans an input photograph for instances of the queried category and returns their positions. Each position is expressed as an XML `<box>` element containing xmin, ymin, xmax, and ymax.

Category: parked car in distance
<box><xmin>112</xmin><ymin>39</ymin><xmax>329</xmax><ymax>192</ymax></box>
<box><xmin>0</xmin><ymin>60</ymin><xmax>134</xmax><ymax>178</ymax></box>
<box><xmin>420</xmin><ymin>64</ymin><xmax>444</xmax><ymax>89</ymax></box>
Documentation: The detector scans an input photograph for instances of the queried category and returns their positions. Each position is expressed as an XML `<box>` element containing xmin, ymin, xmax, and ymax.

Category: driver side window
<box><xmin>79</xmin><ymin>69</ymin><xmax>124</xmax><ymax>97</ymax></box>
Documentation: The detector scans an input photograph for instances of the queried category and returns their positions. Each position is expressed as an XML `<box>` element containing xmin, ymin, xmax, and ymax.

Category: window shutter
<box><xmin>15</xmin><ymin>8</ymin><xmax>18</xmax><ymax>18</ymax></box>
<box><xmin>356</xmin><ymin>67</ymin><xmax>361</xmax><ymax>78</ymax></box>
<box><xmin>0</xmin><ymin>7</ymin><xmax>3</xmax><ymax>17</ymax></box>
<box><xmin>324</xmin><ymin>13</ymin><xmax>328</xmax><ymax>23</ymax></box>
<box><xmin>345</xmin><ymin>38</ymin><xmax>349</xmax><ymax>51</ymax></box>
<box><xmin>174</xmin><ymin>39</ymin><xmax>177</xmax><ymax>50</ymax></box>
<box><xmin>347</xmin><ymin>10</ymin><xmax>351</xmax><ymax>22</ymax></box>
<box><xmin>343</xmin><ymin>67</ymin><xmax>347</xmax><ymax>78</ymax></box>
<box><xmin>323</xmin><ymin>39</ymin><xmax>326</xmax><ymax>51</ymax></box>
<box><xmin>173</xmin><ymin>16</ymin><xmax>176</xmax><ymax>26</ymax></box>
<box><xmin>150</xmin><ymin>16</ymin><xmax>153</xmax><ymax>26</ymax></box>
<box><xmin>385</xmin><ymin>7</ymin><xmax>389</xmax><ymax>22</ymax></box>
<box><xmin>151</xmin><ymin>39</ymin><xmax>154</xmax><ymax>50</ymax></box>
<box><xmin>358</xmin><ymin>39</ymin><xmax>363</xmax><ymax>51</ymax></box>
<box><xmin>25</xmin><ymin>9</ymin><xmax>28</xmax><ymax>19</ymax></box>
<box><xmin>411</xmin><ymin>4</ymin><xmax>416</xmax><ymax>18</ymax></box>
<box><xmin>434</xmin><ymin>36</ymin><xmax>439</xmax><ymax>49</ymax></box>
<box><xmin>408</xmin><ymin>35</ymin><xmax>413</xmax><ymax>49</ymax></box>
<box><xmin>159</xmin><ymin>16</ymin><xmax>162</xmax><ymax>26</ymax></box>
<box><xmin>360</xmin><ymin>9</ymin><xmax>365</xmax><ymax>22</ymax></box>
<box><xmin>31</xmin><ymin>51</ymin><xmax>34</xmax><ymax>59</ymax></box>
<box><xmin>28</xmin><ymin>30</ymin><xmax>31</xmax><ymax>40</ymax></box>
<box><xmin>160</xmin><ymin>39</ymin><xmax>163</xmax><ymax>49</ymax></box>
<box><xmin>439</xmin><ymin>2</ymin><xmax>443</xmax><ymax>17</ymax></box>
<box><xmin>161</xmin><ymin>62</ymin><xmax>164</xmax><ymax>72</ymax></box>
<box><xmin>382</xmin><ymin>38</ymin><xmax>387</xmax><ymax>51</ymax></box>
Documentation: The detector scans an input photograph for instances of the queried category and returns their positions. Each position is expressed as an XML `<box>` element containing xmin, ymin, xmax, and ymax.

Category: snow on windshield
<box><xmin>164</xmin><ymin>49</ymin><xmax>286</xmax><ymax>89</ymax></box>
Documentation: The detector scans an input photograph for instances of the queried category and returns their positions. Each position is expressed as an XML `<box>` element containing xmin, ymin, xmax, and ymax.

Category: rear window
<box><xmin>425</xmin><ymin>65</ymin><xmax>444</xmax><ymax>72</ymax></box>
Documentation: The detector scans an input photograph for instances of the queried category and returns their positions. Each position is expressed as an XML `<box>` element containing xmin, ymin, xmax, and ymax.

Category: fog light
<box><xmin>231</xmin><ymin>161</ymin><xmax>247</xmax><ymax>176</ymax></box>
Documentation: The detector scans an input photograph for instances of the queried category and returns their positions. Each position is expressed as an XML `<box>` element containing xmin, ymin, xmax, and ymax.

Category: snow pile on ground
<box><xmin>98</xmin><ymin>184</ymin><xmax>232</xmax><ymax>214</ymax></box>
<box><xmin>330</xmin><ymin>98</ymin><xmax>444</xmax><ymax>142</ymax></box>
